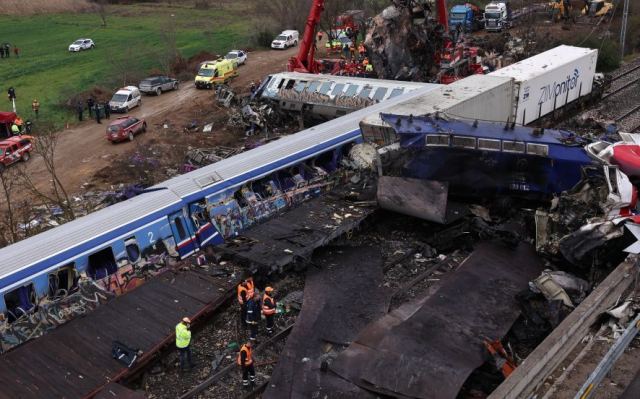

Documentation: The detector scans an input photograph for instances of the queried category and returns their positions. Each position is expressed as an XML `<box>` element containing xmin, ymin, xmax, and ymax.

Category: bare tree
<box><xmin>107</xmin><ymin>45</ymin><xmax>140</xmax><ymax>86</ymax></box>
<box><xmin>0</xmin><ymin>167</ymin><xmax>19</xmax><ymax>244</ymax></box>
<box><xmin>19</xmin><ymin>128</ymin><xmax>75</xmax><ymax>221</ymax></box>
<box><xmin>156</xmin><ymin>16</ymin><xmax>180</xmax><ymax>75</ymax></box>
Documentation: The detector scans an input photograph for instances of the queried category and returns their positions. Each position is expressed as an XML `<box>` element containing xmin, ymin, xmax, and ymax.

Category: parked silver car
<box><xmin>138</xmin><ymin>76</ymin><xmax>179</xmax><ymax>96</ymax></box>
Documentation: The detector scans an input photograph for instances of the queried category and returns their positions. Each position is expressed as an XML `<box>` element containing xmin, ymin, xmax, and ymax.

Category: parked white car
<box><xmin>68</xmin><ymin>38</ymin><xmax>95</xmax><ymax>52</ymax></box>
<box><xmin>271</xmin><ymin>30</ymin><xmax>299</xmax><ymax>49</ymax></box>
<box><xmin>224</xmin><ymin>50</ymin><xmax>247</xmax><ymax>66</ymax></box>
<box><xmin>108</xmin><ymin>86</ymin><xmax>142</xmax><ymax>113</ymax></box>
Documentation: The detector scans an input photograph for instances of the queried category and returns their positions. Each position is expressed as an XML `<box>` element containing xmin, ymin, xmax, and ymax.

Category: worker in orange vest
<box><xmin>262</xmin><ymin>287</ymin><xmax>277</xmax><ymax>335</ymax></box>
<box><xmin>237</xmin><ymin>276</ymin><xmax>255</xmax><ymax>327</ymax></box>
<box><xmin>358</xmin><ymin>43</ymin><xmax>366</xmax><ymax>60</ymax></box>
<box><xmin>237</xmin><ymin>341</ymin><xmax>255</xmax><ymax>387</ymax></box>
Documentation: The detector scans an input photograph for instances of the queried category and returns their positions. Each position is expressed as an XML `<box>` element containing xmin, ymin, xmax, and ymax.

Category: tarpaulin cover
<box><xmin>330</xmin><ymin>242</ymin><xmax>544</xmax><ymax>399</ymax></box>
<box><xmin>263</xmin><ymin>245</ymin><xmax>387</xmax><ymax>399</ymax></box>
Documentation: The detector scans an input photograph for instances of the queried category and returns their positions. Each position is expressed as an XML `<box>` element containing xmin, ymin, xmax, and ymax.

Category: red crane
<box><xmin>436</xmin><ymin>0</ymin><xmax>449</xmax><ymax>32</ymax></box>
<box><xmin>287</xmin><ymin>0</ymin><xmax>325</xmax><ymax>74</ymax></box>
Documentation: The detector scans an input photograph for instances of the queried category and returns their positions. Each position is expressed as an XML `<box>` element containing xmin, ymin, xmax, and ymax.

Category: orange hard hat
<box><xmin>265</xmin><ymin>286</ymin><xmax>274</xmax><ymax>293</ymax></box>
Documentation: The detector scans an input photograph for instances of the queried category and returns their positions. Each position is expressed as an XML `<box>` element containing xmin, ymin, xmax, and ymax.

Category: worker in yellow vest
<box><xmin>176</xmin><ymin>317</ymin><xmax>195</xmax><ymax>371</ymax></box>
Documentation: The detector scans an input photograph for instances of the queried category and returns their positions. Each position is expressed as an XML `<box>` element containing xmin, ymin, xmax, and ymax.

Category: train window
<box><xmin>478</xmin><ymin>138</ymin><xmax>501</xmax><ymax>151</ymax></box>
<box><xmin>275</xmin><ymin>78</ymin><xmax>284</xmax><ymax>89</ymax></box>
<box><xmin>358</xmin><ymin>86</ymin><xmax>372</xmax><ymax>99</ymax></box>
<box><xmin>284</xmin><ymin>80</ymin><xmax>295</xmax><ymax>90</ymax></box>
<box><xmin>174</xmin><ymin>217</ymin><xmax>187</xmax><ymax>241</ymax></box>
<box><xmin>294</xmin><ymin>81</ymin><xmax>307</xmax><ymax>93</ymax></box>
<box><xmin>319</xmin><ymin>82</ymin><xmax>332</xmax><ymax>94</ymax></box>
<box><xmin>307</xmin><ymin>81</ymin><xmax>320</xmax><ymax>92</ymax></box>
<box><xmin>390</xmin><ymin>88</ymin><xmax>404</xmax><ymax>98</ymax></box>
<box><xmin>125</xmin><ymin>237</ymin><xmax>141</xmax><ymax>263</ymax></box>
<box><xmin>373</xmin><ymin>87</ymin><xmax>388</xmax><ymax>101</ymax></box>
<box><xmin>87</xmin><ymin>247</ymin><xmax>117</xmax><ymax>280</ymax></box>
<box><xmin>452</xmin><ymin>136</ymin><xmax>476</xmax><ymax>149</ymax></box>
<box><xmin>344</xmin><ymin>84</ymin><xmax>358</xmax><ymax>96</ymax></box>
<box><xmin>426</xmin><ymin>134</ymin><xmax>450</xmax><ymax>147</ymax></box>
<box><xmin>503</xmin><ymin>141</ymin><xmax>526</xmax><ymax>153</ymax></box>
<box><xmin>48</xmin><ymin>264</ymin><xmax>78</xmax><ymax>299</ymax></box>
<box><xmin>527</xmin><ymin>143</ymin><xmax>549</xmax><ymax>157</ymax></box>
<box><xmin>4</xmin><ymin>284</ymin><xmax>36</xmax><ymax>322</ymax></box>
<box><xmin>331</xmin><ymin>83</ymin><xmax>345</xmax><ymax>96</ymax></box>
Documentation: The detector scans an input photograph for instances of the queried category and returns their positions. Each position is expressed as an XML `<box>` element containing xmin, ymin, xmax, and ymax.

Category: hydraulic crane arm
<box><xmin>288</xmin><ymin>0</ymin><xmax>325</xmax><ymax>73</ymax></box>
<box><xmin>436</xmin><ymin>0</ymin><xmax>449</xmax><ymax>32</ymax></box>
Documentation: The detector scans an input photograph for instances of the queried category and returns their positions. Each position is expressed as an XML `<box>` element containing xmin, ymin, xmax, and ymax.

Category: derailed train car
<box><xmin>0</xmin><ymin>83</ymin><xmax>441</xmax><ymax>323</ymax></box>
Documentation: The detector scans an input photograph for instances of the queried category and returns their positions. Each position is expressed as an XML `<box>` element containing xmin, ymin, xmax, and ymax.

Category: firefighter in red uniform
<box><xmin>262</xmin><ymin>287</ymin><xmax>277</xmax><ymax>335</ymax></box>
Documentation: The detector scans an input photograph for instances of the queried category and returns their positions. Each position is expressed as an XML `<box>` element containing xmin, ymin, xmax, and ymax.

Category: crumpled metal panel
<box><xmin>330</xmin><ymin>242</ymin><xmax>544</xmax><ymax>399</ymax></box>
<box><xmin>264</xmin><ymin>245</ymin><xmax>387</xmax><ymax>399</ymax></box>
<box><xmin>377</xmin><ymin>176</ymin><xmax>450</xmax><ymax>224</ymax></box>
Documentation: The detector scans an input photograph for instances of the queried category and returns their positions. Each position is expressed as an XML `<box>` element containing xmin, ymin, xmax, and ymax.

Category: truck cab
<box><xmin>484</xmin><ymin>2</ymin><xmax>510</xmax><ymax>32</ymax></box>
<box><xmin>194</xmin><ymin>59</ymin><xmax>238</xmax><ymax>89</ymax></box>
<box><xmin>449</xmin><ymin>3</ymin><xmax>482</xmax><ymax>33</ymax></box>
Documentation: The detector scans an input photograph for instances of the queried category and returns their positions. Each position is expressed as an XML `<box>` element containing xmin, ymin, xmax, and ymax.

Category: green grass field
<box><xmin>0</xmin><ymin>2</ymin><xmax>253</xmax><ymax>127</ymax></box>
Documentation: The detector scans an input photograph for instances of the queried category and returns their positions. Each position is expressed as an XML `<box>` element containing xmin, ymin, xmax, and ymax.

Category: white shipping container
<box><xmin>360</xmin><ymin>74</ymin><xmax>515</xmax><ymax>146</ymax></box>
<box><xmin>488</xmin><ymin>45</ymin><xmax>598</xmax><ymax>126</ymax></box>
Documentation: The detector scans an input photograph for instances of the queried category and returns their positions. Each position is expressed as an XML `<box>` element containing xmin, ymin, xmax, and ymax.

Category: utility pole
<box><xmin>620</xmin><ymin>0</ymin><xmax>629</xmax><ymax>60</ymax></box>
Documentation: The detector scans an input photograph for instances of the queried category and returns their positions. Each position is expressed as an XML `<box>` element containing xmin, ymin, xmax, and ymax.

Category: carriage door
<box><xmin>169</xmin><ymin>211</ymin><xmax>197</xmax><ymax>258</ymax></box>
<box><xmin>189</xmin><ymin>202</ymin><xmax>223</xmax><ymax>248</ymax></box>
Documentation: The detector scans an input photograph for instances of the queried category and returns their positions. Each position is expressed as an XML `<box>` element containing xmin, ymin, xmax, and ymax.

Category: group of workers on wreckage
<box><xmin>317</xmin><ymin>29</ymin><xmax>375</xmax><ymax>77</ymax></box>
<box><xmin>175</xmin><ymin>276</ymin><xmax>279</xmax><ymax>388</ymax></box>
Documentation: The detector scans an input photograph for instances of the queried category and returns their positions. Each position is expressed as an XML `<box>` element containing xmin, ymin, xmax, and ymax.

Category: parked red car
<box><xmin>0</xmin><ymin>135</ymin><xmax>34</xmax><ymax>171</ymax></box>
<box><xmin>106</xmin><ymin>116</ymin><xmax>147</xmax><ymax>143</ymax></box>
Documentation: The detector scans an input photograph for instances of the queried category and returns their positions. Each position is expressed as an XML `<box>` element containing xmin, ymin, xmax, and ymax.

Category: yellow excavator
<box><xmin>581</xmin><ymin>0</ymin><xmax>613</xmax><ymax>17</ymax></box>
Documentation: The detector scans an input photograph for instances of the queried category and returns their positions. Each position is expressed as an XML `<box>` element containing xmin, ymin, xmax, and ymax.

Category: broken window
<box><xmin>319</xmin><ymin>82</ymin><xmax>332</xmax><ymax>95</ymax></box>
<box><xmin>478</xmin><ymin>138</ymin><xmax>501</xmax><ymax>151</ymax></box>
<box><xmin>285</xmin><ymin>80</ymin><xmax>295</xmax><ymax>90</ymax></box>
<box><xmin>48</xmin><ymin>264</ymin><xmax>78</xmax><ymax>299</ymax></box>
<box><xmin>607</xmin><ymin>167</ymin><xmax>620</xmax><ymax>197</ymax></box>
<box><xmin>174</xmin><ymin>217</ymin><xmax>187</xmax><ymax>241</ymax></box>
<box><xmin>527</xmin><ymin>143</ymin><xmax>549</xmax><ymax>157</ymax></box>
<box><xmin>5</xmin><ymin>284</ymin><xmax>36</xmax><ymax>322</ymax></box>
<box><xmin>390</xmin><ymin>88</ymin><xmax>404</xmax><ymax>98</ymax></box>
<box><xmin>234</xmin><ymin>188</ymin><xmax>249</xmax><ymax>208</ymax></box>
<box><xmin>87</xmin><ymin>247</ymin><xmax>118</xmax><ymax>280</ymax></box>
<box><xmin>502</xmin><ymin>141</ymin><xmax>526</xmax><ymax>153</ymax></box>
<box><xmin>344</xmin><ymin>84</ymin><xmax>358</xmax><ymax>96</ymax></box>
<box><xmin>373</xmin><ymin>87</ymin><xmax>388</xmax><ymax>101</ymax></box>
<box><xmin>125</xmin><ymin>237</ymin><xmax>141</xmax><ymax>263</ymax></box>
<box><xmin>277</xmin><ymin>78</ymin><xmax>286</xmax><ymax>89</ymax></box>
<box><xmin>452</xmin><ymin>136</ymin><xmax>476</xmax><ymax>149</ymax></box>
<box><xmin>331</xmin><ymin>83</ymin><xmax>345</xmax><ymax>96</ymax></box>
<box><xmin>426</xmin><ymin>134</ymin><xmax>450</xmax><ymax>147</ymax></box>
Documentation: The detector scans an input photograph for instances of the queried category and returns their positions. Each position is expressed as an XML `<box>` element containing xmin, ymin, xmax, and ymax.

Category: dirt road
<box><xmin>24</xmin><ymin>47</ymin><xmax>297</xmax><ymax>195</ymax></box>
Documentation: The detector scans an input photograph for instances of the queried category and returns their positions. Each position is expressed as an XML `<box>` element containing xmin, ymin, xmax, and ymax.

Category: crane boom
<box><xmin>436</xmin><ymin>0</ymin><xmax>449</xmax><ymax>32</ymax></box>
<box><xmin>288</xmin><ymin>0</ymin><xmax>325</xmax><ymax>73</ymax></box>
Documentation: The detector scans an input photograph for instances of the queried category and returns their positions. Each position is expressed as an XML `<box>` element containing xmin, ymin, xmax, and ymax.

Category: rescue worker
<box><xmin>237</xmin><ymin>341</ymin><xmax>255</xmax><ymax>387</ymax></box>
<box><xmin>237</xmin><ymin>276</ymin><xmax>254</xmax><ymax>328</ymax></box>
<box><xmin>76</xmin><ymin>101</ymin><xmax>83</xmax><ymax>121</ymax></box>
<box><xmin>342</xmin><ymin>43</ymin><xmax>350</xmax><ymax>59</ymax></box>
<box><xmin>103</xmin><ymin>101</ymin><xmax>110</xmax><ymax>119</ymax></box>
<box><xmin>31</xmin><ymin>99</ymin><xmax>40</xmax><ymax>118</ymax></box>
<box><xmin>358</xmin><ymin>43</ymin><xmax>366</xmax><ymax>60</ymax></box>
<box><xmin>7</xmin><ymin>87</ymin><xmax>16</xmax><ymax>102</ymax></box>
<box><xmin>262</xmin><ymin>286</ymin><xmax>277</xmax><ymax>335</ymax></box>
<box><xmin>246</xmin><ymin>293</ymin><xmax>261</xmax><ymax>342</ymax></box>
<box><xmin>349</xmin><ymin>42</ymin><xmax>356</xmax><ymax>60</ymax></box>
<box><xmin>87</xmin><ymin>97</ymin><xmax>95</xmax><ymax>117</ymax></box>
<box><xmin>10</xmin><ymin>122</ymin><xmax>20</xmax><ymax>136</ymax></box>
<box><xmin>175</xmin><ymin>317</ymin><xmax>195</xmax><ymax>371</ymax></box>
<box><xmin>94</xmin><ymin>103</ymin><xmax>101</xmax><ymax>124</ymax></box>
<box><xmin>14</xmin><ymin>116</ymin><xmax>23</xmax><ymax>133</ymax></box>
<box><xmin>365</xmin><ymin>60</ymin><xmax>374</xmax><ymax>75</ymax></box>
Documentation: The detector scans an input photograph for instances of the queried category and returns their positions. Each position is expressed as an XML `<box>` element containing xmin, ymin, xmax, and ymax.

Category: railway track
<box><xmin>615</xmin><ymin>103</ymin><xmax>640</xmax><ymax>132</ymax></box>
<box><xmin>602</xmin><ymin>64</ymin><xmax>640</xmax><ymax>100</ymax></box>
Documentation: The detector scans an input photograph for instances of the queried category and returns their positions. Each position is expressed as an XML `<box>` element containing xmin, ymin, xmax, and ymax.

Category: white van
<box><xmin>109</xmin><ymin>86</ymin><xmax>142</xmax><ymax>113</ymax></box>
<box><xmin>271</xmin><ymin>30</ymin><xmax>299</xmax><ymax>49</ymax></box>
